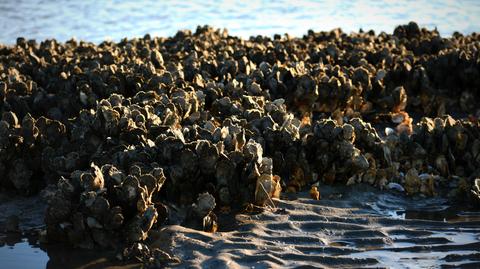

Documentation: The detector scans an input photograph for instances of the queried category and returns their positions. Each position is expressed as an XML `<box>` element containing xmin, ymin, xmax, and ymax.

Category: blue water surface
<box><xmin>0</xmin><ymin>0</ymin><xmax>479</xmax><ymax>44</ymax></box>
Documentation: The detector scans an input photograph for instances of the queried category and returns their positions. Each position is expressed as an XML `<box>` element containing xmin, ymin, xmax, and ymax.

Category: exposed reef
<box><xmin>0</xmin><ymin>22</ymin><xmax>479</xmax><ymax>255</ymax></box>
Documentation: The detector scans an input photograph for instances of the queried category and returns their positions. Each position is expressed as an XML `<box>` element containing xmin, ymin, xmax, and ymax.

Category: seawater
<box><xmin>0</xmin><ymin>0</ymin><xmax>479</xmax><ymax>44</ymax></box>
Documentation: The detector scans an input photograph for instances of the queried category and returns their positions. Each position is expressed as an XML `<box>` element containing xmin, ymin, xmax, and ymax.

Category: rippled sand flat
<box><xmin>2</xmin><ymin>185</ymin><xmax>479</xmax><ymax>268</ymax></box>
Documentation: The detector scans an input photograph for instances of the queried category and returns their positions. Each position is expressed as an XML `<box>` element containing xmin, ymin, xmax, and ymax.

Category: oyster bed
<box><xmin>0</xmin><ymin>22</ymin><xmax>480</xmax><ymax>265</ymax></box>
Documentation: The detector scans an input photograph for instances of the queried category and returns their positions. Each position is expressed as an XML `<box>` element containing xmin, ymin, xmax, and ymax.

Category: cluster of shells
<box><xmin>1</xmin><ymin>22</ymin><xmax>480</xmax><ymax>250</ymax></box>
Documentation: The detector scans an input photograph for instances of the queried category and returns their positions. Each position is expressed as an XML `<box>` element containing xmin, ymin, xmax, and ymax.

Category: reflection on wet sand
<box><xmin>0</xmin><ymin>234</ymin><xmax>139</xmax><ymax>269</ymax></box>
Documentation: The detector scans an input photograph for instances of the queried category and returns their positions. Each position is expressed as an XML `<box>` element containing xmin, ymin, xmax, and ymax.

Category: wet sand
<box><xmin>155</xmin><ymin>185</ymin><xmax>480</xmax><ymax>268</ymax></box>
<box><xmin>1</xmin><ymin>184</ymin><xmax>479</xmax><ymax>268</ymax></box>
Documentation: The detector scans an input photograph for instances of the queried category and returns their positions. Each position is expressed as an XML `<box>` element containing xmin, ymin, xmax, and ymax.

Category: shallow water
<box><xmin>0</xmin><ymin>234</ymin><xmax>139</xmax><ymax>269</ymax></box>
<box><xmin>1</xmin><ymin>185</ymin><xmax>479</xmax><ymax>268</ymax></box>
<box><xmin>0</xmin><ymin>0</ymin><xmax>479</xmax><ymax>44</ymax></box>
<box><xmin>0</xmin><ymin>238</ymin><xmax>48</xmax><ymax>269</ymax></box>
